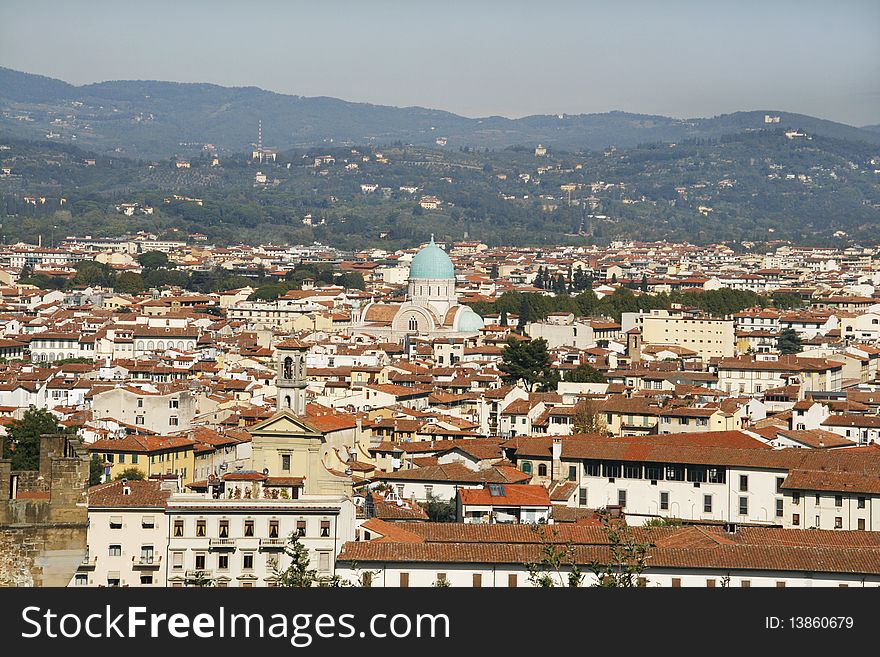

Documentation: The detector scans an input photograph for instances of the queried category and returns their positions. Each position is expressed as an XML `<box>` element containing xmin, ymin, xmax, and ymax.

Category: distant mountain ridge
<box><xmin>2</xmin><ymin>67</ymin><xmax>879</xmax><ymax>159</ymax></box>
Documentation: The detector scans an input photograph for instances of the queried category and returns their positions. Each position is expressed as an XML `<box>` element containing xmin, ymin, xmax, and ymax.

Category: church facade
<box><xmin>352</xmin><ymin>237</ymin><xmax>484</xmax><ymax>338</ymax></box>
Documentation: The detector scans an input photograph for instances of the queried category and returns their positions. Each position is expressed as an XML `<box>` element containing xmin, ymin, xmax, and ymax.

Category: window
<box><xmin>172</xmin><ymin>552</ymin><xmax>183</xmax><ymax>570</ymax></box>
<box><xmin>472</xmin><ymin>573</ymin><xmax>482</xmax><ymax>588</ymax></box>
<box><xmin>578</xmin><ymin>487</ymin><xmax>587</xmax><ymax>506</ymax></box>
<box><xmin>119</xmin><ymin>454</ymin><xmax>125</xmax><ymax>464</ymax></box>
<box><xmin>244</xmin><ymin>520</ymin><xmax>255</xmax><ymax>537</ymax></box>
<box><xmin>686</xmin><ymin>467</ymin><xmax>707</xmax><ymax>483</ymax></box>
<box><xmin>815</xmin><ymin>494</ymin><xmax>821</xmax><ymax>505</ymax></box>
<box><xmin>136</xmin><ymin>416</ymin><xmax>144</xmax><ymax>426</ymax></box>
<box><xmin>739</xmin><ymin>496</ymin><xmax>748</xmax><ymax>516</ymax></box>
<box><xmin>362</xmin><ymin>572</ymin><xmax>373</xmax><ymax>587</ymax></box>
<box><xmin>792</xmin><ymin>514</ymin><xmax>800</xmax><ymax>526</ymax></box>
<box><xmin>585</xmin><ymin>462</ymin><xmax>601</xmax><ymax>477</ymax></box>
<box><xmin>508</xmin><ymin>574</ymin><xmax>517</xmax><ymax>588</ymax></box>
<box><xmin>131</xmin><ymin>454</ymin><xmax>139</xmax><ymax>464</ymax></box>
<box><xmin>268</xmin><ymin>520</ymin><xmax>279</xmax><ymax>538</ymax></box>
<box><xmin>706</xmin><ymin>579</ymin><xmax>716</xmax><ymax>588</ymax></box>
<box><xmin>835</xmin><ymin>495</ymin><xmax>843</xmax><ymax>507</ymax></box>
<box><xmin>196</xmin><ymin>520</ymin><xmax>206</xmax><ymax>537</ymax></box>
<box><xmin>604</xmin><ymin>462</ymin><xmax>621</xmax><ymax>479</ymax></box>
<box><xmin>169</xmin><ymin>399</ymin><xmax>179</xmax><ymax>409</ymax></box>
<box><xmin>321</xmin><ymin>521</ymin><xmax>331</xmax><ymax>537</ymax></box>
<box><xmin>618</xmin><ymin>490</ymin><xmax>627</xmax><ymax>508</ymax></box>
<box><xmin>108</xmin><ymin>545</ymin><xmax>121</xmax><ymax>557</ymax></box>
<box><xmin>623</xmin><ymin>464</ymin><xmax>642</xmax><ymax>479</ymax></box>
<box><xmin>425</xmin><ymin>485</ymin><xmax>433</xmax><ymax>497</ymax></box>
<box><xmin>109</xmin><ymin>516</ymin><xmax>123</xmax><ymax>529</ymax></box>
<box><xmin>858</xmin><ymin>519</ymin><xmax>866</xmax><ymax>531</ymax></box>
<box><xmin>75</xmin><ymin>574</ymin><xmax>87</xmax><ymax>587</ymax></box>
<box><xmin>666</xmin><ymin>465</ymin><xmax>685</xmax><ymax>481</ymax></box>
<box><xmin>815</xmin><ymin>516</ymin><xmax>820</xmax><ymax>528</ymax></box>
<box><xmin>739</xmin><ymin>475</ymin><xmax>748</xmax><ymax>492</ymax></box>
<box><xmin>242</xmin><ymin>553</ymin><xmax>254</xmax><ymax>570</ymax></box>
<box><xmin>218</xmin><ymin>555</ymin><xmax>229</xmax><ymax>571</ymax></box>
<box><xmin>703</xmin><ymin>495</ymin><xmax>712</xmax><ymax>514</ymax></box>
<box><xmin>318</xmin><ymin>552</ymin><xmax>330</xmax><ymax>572</ymax></box>
<box><xmin>400</xmin><ymin>573</ymin><xmax>409</xmax><ymax>588</ymax></box>
<box><xmin>645</xmin><ymin>465</ymin><xmax>663</xmax><ymax>481</ymax></box>
<box><xmin>281</xmin><ymin>454</ymin><xmax>291</xmax><ymax>471</ymax></box>
<box><xmin>776</xmin><ymin>499</ymin><xmax>784</xmax><ymax>518</ymax></box>
<box><xmin>521</xmin><ymin>462</ymin><xmax>532</xmax><ymax>475</ymax></box>
<box><xmin>793</xmin><ymin>492</ymin><xmax>800</xmax><ymax>505</ymax></box>
<box><xmin>219</xmin><ymin>520</ymin><xmax>229</xmax><ymax>538</ymax></box>
<box><xmin>741</xmin><ymin>580</ymin><xmax>751</xmax><ymax>588</ymax></box>
<box><xmin>857</xmin><ymin>497</ymin><xmax>865</xmax><ymax>509</ymax></box>
<box><xmin>776</xmin><ymin>581</ymin><xmax>786</xmax><ymax>588</ymax></box>
<box><xmin>671</xmin><ymin>578</ymin><xmax>681</xmax><ymax>588</ymax></box>
<box><xmin>140</xmin><ymin>575</ymin><xmax>153</xmax><ymax>585</ymax></box>
<box><xmin>568</xmin><ymin>466</ymin><xmax>577</xmax><ymax>481</ymax></box>
<box><xmin>169</xmin><ymin>416</ymin><xmax>179</xmax><ymax>427</ymax></box>
<box><xmin>537</xmin><ymin>463</ymin><xmax>548</xmax><ymax>477</ymax></box>
<box><xmin>660</xmin><ymin>492</ymin><xmax>669</xmax><ymax>511</ymax></box>
<box><xmin>776</xmin><ymin>477</ymin><xmax>784</xmax><ymax>493</ymax></box>
<box><xmin>297</xmin><ymin>520</ymin><xmax>307</xmax><ymax>537</ymax></box>
<box><xmin>194</xmin><ymin>553</ymin><xmax>206</xmax><ymax>570</ymax></box>
<box><xmin>835</xmin><ymin>517</ymin><xmax>843</xmax><ymax>529</ymax></box>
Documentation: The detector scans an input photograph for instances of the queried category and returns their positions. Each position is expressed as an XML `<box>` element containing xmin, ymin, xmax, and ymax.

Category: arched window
<box><xmin>522</xmin><ymin>461</ymin><xmax>533</xmax><ymax>475</ymax></box>
<box><xmin>284</xmin><ymin>395</ymin><xmax>291</xmax><ymax>409</ymax></box>
<box><xmin>538</xmin><ymin>463</ymin><xmax>548</xmax><ymax>477</ymax></box>
<box><xmin>408</xmin><ymin>316</ymin><xmax>418</xmax><ymax>331</ymax></box>
<box><xmin>283</xmin><ymin>356</ymin><xmax>293</xmax><ymax>380</ymax></box>
<box><xmin>873</xmin><ymin>319</ymin><xmax>878</xmax><ymax>325</ymax></box>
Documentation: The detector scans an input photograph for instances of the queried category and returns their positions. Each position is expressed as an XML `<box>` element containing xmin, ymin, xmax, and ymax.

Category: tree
<box><xmin>640</xmin><ymin>273</ymin><xmax>649</xmax><ymax>292</ymax></box>
<box><xmin>525</xmin><ymin>526</ymin><xmax>584</xmax><ymax>588</ymax></box>
<box><xmin>423</xmin><ymin>494</ymin><xmax>457</xmax><ymax>522</ymax></box>
<box><xmin>137</xmin><ymin>250</ymin><xmax>171</xmax><ymax>270</ymax></box>
<box><xmin>777</xmin><ymin>328</ymin><xmax>802</xmax><ymax>355</ymax></box>
<box><xmin>114</xmin><ymin>271</ymin><xmax>145</xmax><ymax>294</ymax></box>
<box><xmin>2</xmin><ymin>406</ymin><xmax>72</xmax><ymax>470</ymax></box>
<box><xmin>115</xmin><ymin>467</ymin><xmax>145</xmax><ymax>481</ymax></box>
<box><xmin>272</xmin><ymin>533</ymin><xmax>318</xmax><ymax>587</ymax></box>
<box><xmin>589</xmin><ymin>509</ymin><xmax>650</xmax><ymax>587</ymax></box>
<box><xmin>566</xmin><ymin>363</ymin><xmax>606</xmax><ymax>383</ymax></box>
<box><xmin>499</xmin><ymin>337</ymin><xmax>557</xmax><ymax>392</ymax></box>
<box><xmin>572</xmin><ymin>399</ymin><xmax>608</xmax><ymax>435</ymax></box>
<box><xmin>74</xmin><ymin>260</ymin><xmax>113</xmax><ymax>287</ymax></box>
<box><xmin>89</xmin><ymin>454</ymin><xmax>104</xmax><ymax>486</ymax></box>
<box><xmin>499</xmin><ymin>309</ymin><xmax>508</xmax><ymax>327</ymax></box>
<box><xmin>185</xmin><ymin>570</ymin><xmax>215</xmax><ymax>587</ymax></box>
<box><xmin>490</xmin><ymin>263</ymin><xmax>499</xmax><ymax>280</ymax></box>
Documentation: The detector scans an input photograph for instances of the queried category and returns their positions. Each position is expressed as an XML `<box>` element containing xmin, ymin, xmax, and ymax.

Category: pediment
<box><xmin>249</xmin><ymin>409</ymin><xmax>323</xmax><ymax>437</ymax></box>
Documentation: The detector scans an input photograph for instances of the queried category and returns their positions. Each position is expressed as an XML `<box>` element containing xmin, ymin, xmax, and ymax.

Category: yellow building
<box><xmin>640</xmin><ymin>310</ymin><xmax>735</xmax><ymax>360</ymax></box>
<box><xmin>88</xmin><ymin>435</ymin><xmax>197</xmax><ymax>485</ymax></box>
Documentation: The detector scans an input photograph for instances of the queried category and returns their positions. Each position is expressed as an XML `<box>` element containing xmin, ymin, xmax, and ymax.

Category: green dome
<box><xmin>409</xmin><ymin>237</ymin><xmax>454</xmax><ymax>280</ymax></box>
<box><xmin>457</xmin><ymin>307</ymin><xmax>484</xmax><ymax>332</ymax></box>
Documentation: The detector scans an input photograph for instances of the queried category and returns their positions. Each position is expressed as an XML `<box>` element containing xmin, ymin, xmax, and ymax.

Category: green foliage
<box><xmin>643</xmin><ymin>517</ymin><xmax>683</xmax><ymax>527</ymax></box>
<box><xmin>525</xmin><ymin>526</ymin><xmax>585</xmax><ymax>588</ymax></box>
<box><xmin>185</xmin><ymin>570</ymin><xmax>214</xmax><ymax>587</ymax></box>
<box><xmin>272</xmin><ymin>533</ymin><xmax>318</xmax><ymax>587</ymax></box>
<box><xmin>589</xmin><ymin>509</ymin><xmax>650</xmax><ymax>587</ymax></box>
<box><xmin>499</xmin><ymin>337</ymin><xmax>558</xmax><ymax>392</ymax></box>
<box><xmin>2</xmin><ymin>407</ymin><xmax>73</xmax><ymax>470</ymax></box>
<box><xmin>770</xmin><ymin>292</ymin><xmax>806</xmax><ymax>310</ymax></box>
<box><xmin>89</xmin><ymin>454</ymin><xmax>104</xmax><ymax>486</ymax></box>
<box><xmin>566</xmin><ymin>364</ymin><xmax>606</xmax><ymax>383</ymax></box>
<box><xmin>433</xmin><ymin>577</ymin><xmax>451</xmax><ymax>587</ymax></box>
<box><xmin>777</xmin><ymin>327</ymin><xmax>803</xmax><ymax>355</ymax></box>
<box><xmin>115</xmin><ymin>271</ymin><xmax>145</xmax><ymax>294</ymax></box>
<box><xmin>74</xmin><ymin>260</ymin><xmax>114</xmax><ymax>287</ymax></box>
<box><xmin>137</xmin><ymin>250</ymin><xmax>171</xmax><ymax>270</ymax></box>
<box><xmin>115</xmin><ymin>467</ymin><xmax>145</xmax><ymax>481</ymax></box>
<box><xmin>423</xmin><ymin>495</ymin><xmax>457</xmax><ymax>523</ymax></box>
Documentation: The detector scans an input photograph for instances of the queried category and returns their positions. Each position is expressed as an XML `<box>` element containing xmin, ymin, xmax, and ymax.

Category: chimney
<box><xmin>551</xmin><ymin>436</ymin><xmax>562</xmax><ymax>481</ymax></box>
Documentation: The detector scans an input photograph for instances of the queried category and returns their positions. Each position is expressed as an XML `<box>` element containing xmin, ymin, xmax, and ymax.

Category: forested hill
<box><xmin>3</xmin><ymin>121</ymin><xmax>879</xmax><ymax>249</ymax></box>
<box><xmin>2</xmin><ymin>67</ymin><xmax>879</xmax><ymax>159</ymax></box>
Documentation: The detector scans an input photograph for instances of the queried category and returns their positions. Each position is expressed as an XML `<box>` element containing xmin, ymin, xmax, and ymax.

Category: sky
<box><xmin>1</xmin><ymin>0</ymin><xmax>879</xmax><ymax>126</ymax></box>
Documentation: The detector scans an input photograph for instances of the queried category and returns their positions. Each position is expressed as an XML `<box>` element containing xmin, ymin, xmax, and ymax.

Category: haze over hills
<box><xmin>2</xmin><ymin>67</ymin><xmax>880</xmax><ymax>159</ymax></box>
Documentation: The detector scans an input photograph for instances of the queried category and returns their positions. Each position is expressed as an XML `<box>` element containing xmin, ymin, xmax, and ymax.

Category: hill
<box><xmin>2</xmin><ymin>67</ymin><xmax>879</xmax><ymax>159</ymax></box>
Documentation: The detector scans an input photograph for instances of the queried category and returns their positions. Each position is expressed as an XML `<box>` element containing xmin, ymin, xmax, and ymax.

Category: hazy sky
<box><xmin>2</xmin><ymin>0</ymin><xmax>879</xmax><ymax>125</ymax></box>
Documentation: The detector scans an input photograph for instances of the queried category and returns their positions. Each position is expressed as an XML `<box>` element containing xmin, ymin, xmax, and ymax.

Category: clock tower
<box><xmin>276</xmin><ymin>338</ymin><xmax>308</xmax><ymax>415</ymax></box>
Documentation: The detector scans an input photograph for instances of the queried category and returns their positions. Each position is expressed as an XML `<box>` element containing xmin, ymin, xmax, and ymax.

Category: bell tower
<box><xmin>276</xmin><ymin>338</ymin><xmax>308</xmax><ymax>415</ymax></box>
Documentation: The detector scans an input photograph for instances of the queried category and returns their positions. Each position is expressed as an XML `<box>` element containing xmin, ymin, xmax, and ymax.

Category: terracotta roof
<box><xmin>88</xmin><ymin>479</ymin><xmax>170</xmax><ymax>508</ymax></box>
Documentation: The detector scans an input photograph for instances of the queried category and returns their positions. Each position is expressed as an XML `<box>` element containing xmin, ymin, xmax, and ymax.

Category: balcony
<box><xmin>209</xmin><ymin>538</ymin><xmax>235</xmax><ymax>550</ymax></box>
<box><xmin>132</xmin><ymin>555</ymin><xmax>161</xmax><ymax>570</ymax></box>
<box><xmin>78</xmin><ymin>556</ymin><xmax>97</xmax><ymax>571</ymax></box>
<box><xmin>259</xmin><ymin>538</ymin><xmax>286</xmax><ymax>550</ymax></box>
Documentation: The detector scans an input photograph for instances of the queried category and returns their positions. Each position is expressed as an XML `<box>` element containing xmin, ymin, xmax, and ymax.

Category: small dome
<box><xmin>456</xmin><ymin>307</ymin><xmax>484</xmax><ymax>332</ymax></box>
<box><xmin>409</xmin><ymin>236</ymin><xmax>454</xmax><ymax>280</ymax></box>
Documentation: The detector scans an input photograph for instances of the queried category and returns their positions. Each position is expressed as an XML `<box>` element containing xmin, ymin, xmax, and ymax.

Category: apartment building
<box><xmin>634</xmin><ymin>310</ymin><xmax>735</xmax><ymax>360</ymax></box>
<box><xmin>717</xmin><ymin>355</ymin><xmax>843</xmax><ymax>396</ymax></box>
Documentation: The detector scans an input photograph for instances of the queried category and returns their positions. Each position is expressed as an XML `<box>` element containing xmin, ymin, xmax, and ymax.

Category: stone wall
<box><xmin>0</xmin><ymin>434</ymin><xmax>90</xmax><ymax>587</ymax></box>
